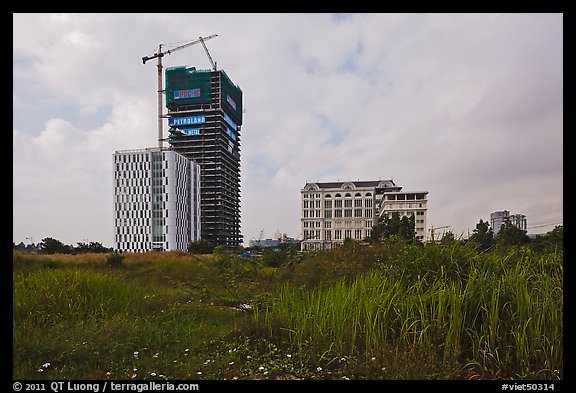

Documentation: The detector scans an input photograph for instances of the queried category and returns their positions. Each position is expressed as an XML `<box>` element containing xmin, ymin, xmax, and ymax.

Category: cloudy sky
<box><xmin>13</xmin><ymin>13</ymin><xmax>563</xmax><ymax>247</ymax></box>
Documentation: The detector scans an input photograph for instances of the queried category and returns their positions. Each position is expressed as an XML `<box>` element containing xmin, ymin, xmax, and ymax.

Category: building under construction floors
<box><xmin>165</xmin><ymin>66</ymin><xmax>242</xmax><ymax>247</ymax></box>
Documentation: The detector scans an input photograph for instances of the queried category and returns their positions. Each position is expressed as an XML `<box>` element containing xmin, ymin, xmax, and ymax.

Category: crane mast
<box><xmin>142</xmin><ymin>34</ymin><xmax>218</xmax><ymax>148</ymax></box>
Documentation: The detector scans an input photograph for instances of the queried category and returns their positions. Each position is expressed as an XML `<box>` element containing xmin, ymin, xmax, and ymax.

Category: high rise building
<box><xmin>165</xmin><ymin>66</ymin><xmax>242</xmax><ymax>247</ymax></box>
<box><xmin>300</xmin><ymin>180</ymin><xmax>428</xmax><ymax>250</ymax></box>
<box><xmin>490</xmin><ymin>210</ymin><xmax>527</xmax><ymax>234</ymax></box>
<box><xmin>113</xmin><ymin>147</ymin><xmax>201</xmax><ymax>252</ymax></box>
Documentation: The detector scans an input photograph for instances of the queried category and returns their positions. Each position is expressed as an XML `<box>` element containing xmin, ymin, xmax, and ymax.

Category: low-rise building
<box><xmin>300</xmin><ymin>180</ymin><xmax>428</xmax><ymax>250</ymax></box>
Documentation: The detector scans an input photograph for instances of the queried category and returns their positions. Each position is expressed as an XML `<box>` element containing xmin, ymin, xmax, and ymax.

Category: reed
<box><xmin>258</xmin><ymin>245</ymin><xmax>563</xmax><ymax>378</ymax></box>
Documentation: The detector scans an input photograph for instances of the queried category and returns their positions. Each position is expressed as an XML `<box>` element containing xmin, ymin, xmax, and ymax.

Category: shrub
<box><xmin>105</xmin><ymin>251</ymin><xmax>125</xmax><ymax>268</ymax></box>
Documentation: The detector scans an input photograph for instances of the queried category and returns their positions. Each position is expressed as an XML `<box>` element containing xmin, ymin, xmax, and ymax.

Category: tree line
<box><xmin>13</xmin><ymin>238</ymin><xmax>112</xmax><ymax>254</ymax></box>
<box><xmin>14</xmin><ymin>215</ymin><xmax>562</xmax><ymax>255</ymax></box>
<box><xmin>369</xmin><ymin>211</ymin><xmax>562</xmax><ymax>253</ymax></box>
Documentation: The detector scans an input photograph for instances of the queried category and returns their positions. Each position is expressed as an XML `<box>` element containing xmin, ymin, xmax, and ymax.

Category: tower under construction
<box><xmin>165</xmin><ymin>66</ymin><xmax>243</xmax><ymax>247</ymax></box>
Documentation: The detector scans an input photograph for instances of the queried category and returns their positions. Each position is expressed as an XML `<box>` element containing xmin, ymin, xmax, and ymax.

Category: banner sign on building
<box><xmin>175</xmin><ymin>128</ymin><xmax>201</xmax><ymax>136</ymax></box>
<box><xmin>165</xmin><ymin>67</ymin><xmax>212</xmax><ymax>107</ymax></box>
<box><xmin>226</xmin><ymin>94</ymin><xmax>236</xmax><ymax>110</ymax></box>
<box><xmin>221</xmin><ymin>70</ymin><xmax>243</xmax><ymax>124</ymax></box>
<box><xmin>223</xmin><ymin>112</ymin><xmax>237</xmax><ymax>131</ymax></box>
<box><xmin>169</xmin><ymin>116</ymin><xmax>206</xmax><ymax>127</ymax></box>
<box><xmin>174</xmin><ymin>88</ymin><xmax>200</xmax><ymax>100</ymax></box>
<box><xmin>226</xmin><ymin>126</ymin><xmax>236</xmax><ymax>141</ymax></box>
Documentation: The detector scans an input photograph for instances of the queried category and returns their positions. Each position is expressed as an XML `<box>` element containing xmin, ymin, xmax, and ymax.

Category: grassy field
<box><xmin>12</xmin><ymin>241</ymin><xmax>562</xmax><ymax>380</ymax></box>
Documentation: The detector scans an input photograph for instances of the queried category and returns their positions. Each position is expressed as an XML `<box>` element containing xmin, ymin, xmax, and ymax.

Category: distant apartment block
<box><xmin>300</xmin><ymin>180</ymin><xmax>428</xmax><ymax>251</ymax></box>
<box><xmin>490</xmin><ymin>210</ymin><xmax>527</xmax><ymax>235</ymax></box>
<box><xmin>113</xmin><ymin>147</ymin><xmax>201</xmax><ymax>252</ymax></box>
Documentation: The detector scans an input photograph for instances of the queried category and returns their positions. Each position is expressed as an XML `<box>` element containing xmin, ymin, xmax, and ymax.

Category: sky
<box><xmin>13</xmin><ymin>13</ymin><xmax>563</xmax><ymax>248</ymax></box>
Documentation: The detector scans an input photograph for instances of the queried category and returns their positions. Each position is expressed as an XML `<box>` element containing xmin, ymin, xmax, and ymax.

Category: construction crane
<box><xmin>142</xmin><ymin>34</ymin><xmax>218</xmax><ymax>148</ymax></box>
<box><xmin>428</xmin><ymin>225</ymin><xmax>451</xmax><ymax>243</ymax></box>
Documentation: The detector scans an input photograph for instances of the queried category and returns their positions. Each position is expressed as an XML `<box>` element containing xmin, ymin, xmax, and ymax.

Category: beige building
<box><xmin>379</xmin><ymin>190</ymin><xmax>429</xmax><ymax>242</ymax></box>
<box><xmin>300</xmin><ymin>180</ymin><xmax>428</xmax><ymax>250</ymax></box>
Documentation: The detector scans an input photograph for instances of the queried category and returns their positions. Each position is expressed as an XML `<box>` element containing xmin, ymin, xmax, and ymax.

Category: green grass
<box><xmin>12</xmin><ymin>242</ymin><xmax>563</xmax><ymax>380</ymax></box>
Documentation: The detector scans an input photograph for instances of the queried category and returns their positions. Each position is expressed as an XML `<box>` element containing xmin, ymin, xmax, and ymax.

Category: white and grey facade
<box><xmin>490</xmin><ymin>210</ymin><xmax>527</xmax><ymax>235</ymax></box>
<box><xmin>113</xmin><ymin>147</ymin><xmax>201</xmax><ymax>252</ymax></box>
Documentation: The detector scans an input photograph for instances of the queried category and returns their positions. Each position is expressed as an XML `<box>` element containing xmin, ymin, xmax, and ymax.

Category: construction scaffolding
<box><xmin>166</xmin><ymin>67</ymin><xmax>243</xmax><ymax>247</ymax></box>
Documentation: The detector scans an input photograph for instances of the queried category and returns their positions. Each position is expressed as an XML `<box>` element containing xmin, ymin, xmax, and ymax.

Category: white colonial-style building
<box><xmin>300</xmin><ymin>180</ymin><xmax>428</xmax><ymax>250</ymax></box>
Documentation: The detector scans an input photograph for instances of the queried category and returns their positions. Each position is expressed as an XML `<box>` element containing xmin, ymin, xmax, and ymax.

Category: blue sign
<box><xmin>226</xmin><ymin>94</ymin><xmax>237</xmax><ymax>110</ymax></box>
<box><xmin>178</xmin><ymin>128</ymin><xmax>201</xmax><ymax>136</ymax></box>
<box><xmin>223</xmin><ymin>112</ymin><xmax>237</xmax><ymax>130</ymax></box>
<box><xmin>174</xmin><ymin>88</ymin><xmax>200</xmax><ymax>100</ymax></box>
<box><xmin>169</xmin><ymin>116</ymin><xmax>205</xmax><ymax>126</ymax></box>
<box><xmin>226</xmin><ymin>126</ymin><xmax>236</xmax><ymax>141</ymax></box>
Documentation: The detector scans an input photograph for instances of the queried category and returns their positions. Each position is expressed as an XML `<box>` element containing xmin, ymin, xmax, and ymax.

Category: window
<box><xmin>344</xmin><ymin>199</ymin><xmax>352</xmax><ymax>208</ymax></box>
<box><xmin>325</xmin><ymin>210</ymin><xmax>332</xmax><ymax>219</ymax></box>
<box><xmin>354</xmin><ymin>208</ymin><xmax>363</xmax><ymax>217</ymax></box>
<box><xmin>344</xmin><ymin>209</ymin><xmax>352</xmax><ymax>217</ymax></box>
<box><xmin>324</xmin><ymin>200</ymin><xmax>332</xmax><ymax>209</ymax></box>
<box><xmin>334</xmin><ymin>209</ymin><xmax>343</xmax><ymax>218</ymax></box>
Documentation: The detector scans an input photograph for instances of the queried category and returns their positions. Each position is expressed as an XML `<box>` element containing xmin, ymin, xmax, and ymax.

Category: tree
<box><xmin>468</xmin><ymin>219</ymin><xmax>494</xmax><ymax>250</ymax></box>
<box><xmin>398</xmin><ymin>215</ymin><xmax>417</xmax><ymax>241</ymax></box>
<box><xmin>75</xmin><ymin>241</ymin><xmax>111</xmax><ymax>254</ymax></box>
<box><xmin>495</xmin><ymin>219</ymin><xmax>530</xmax><ymax>247</ymax></box>
<box><xmin>188</xmin><ymin>239</ymin><xmax>214</xmax><ymax>254</ymax></box>
<box><xmin>530</xmin><ymin>225</ymin><xmax>563</xmax><ymax>253</ymax></box>
<box><xmin>371</xmin><ymin>212</ymin><xmax>417</xmax><ymax>243</ymax></box>
<box><xmin>439</xmin><ymin>231</ymin><xmax>457</xmax><ymax>245</ymax></box>
<box><xmin>39</xmin><ymin>237</ymin><xmax>72</xmax><ymax>254</ymax></box>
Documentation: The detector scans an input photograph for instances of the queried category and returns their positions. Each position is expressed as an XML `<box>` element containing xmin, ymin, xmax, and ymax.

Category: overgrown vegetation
<box><xmin>13</xmin><ymin>228</ymin><xmax>562</xmax><ymax>380</ymax></box>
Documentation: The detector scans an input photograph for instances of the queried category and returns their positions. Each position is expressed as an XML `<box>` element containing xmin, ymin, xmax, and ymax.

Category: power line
<box><xmin>527</xmin><ymin>208</ymin><xmax>563</xmax><ymax>218</ymax></box>
<box><xmin>527</xmin><ymin>222</ymin><xmax>562</xmax><ymax>230</ymax></box>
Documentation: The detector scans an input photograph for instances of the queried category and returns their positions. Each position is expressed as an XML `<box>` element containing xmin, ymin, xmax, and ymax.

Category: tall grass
<box><xmin>13</xmin><ymin>255</ymin><xmax>245</xmax><ymax>380</ymax></box>
<box><xmin>257</xmin><ymin>244</ymin><xmax>563</xmax><ymax>379</ymax></box>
